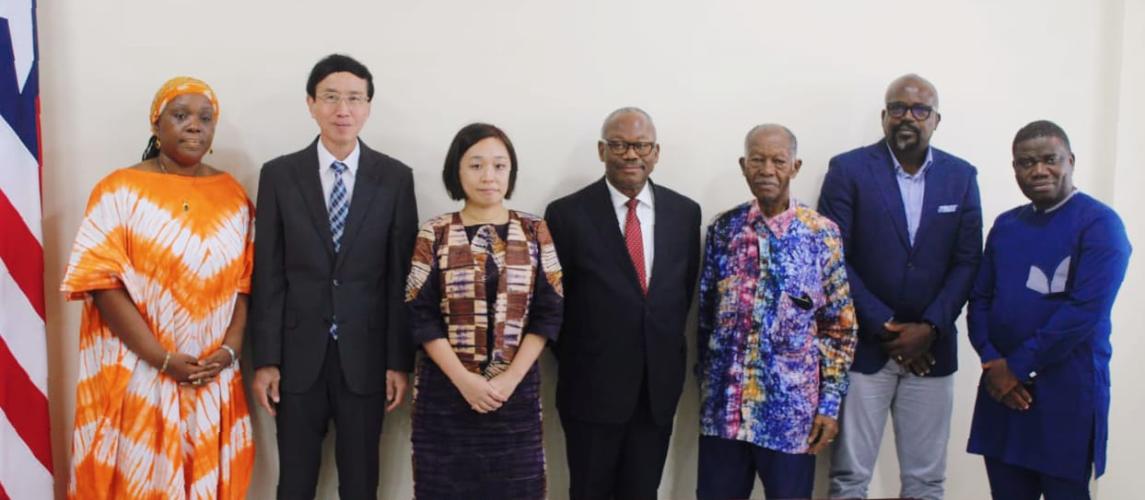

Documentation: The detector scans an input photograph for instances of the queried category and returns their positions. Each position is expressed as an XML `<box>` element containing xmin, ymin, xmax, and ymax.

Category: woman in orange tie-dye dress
<box><xmin>61</xmin><ymin>77</ymin><xmax>254</xmax><ymax>499</ymax></box>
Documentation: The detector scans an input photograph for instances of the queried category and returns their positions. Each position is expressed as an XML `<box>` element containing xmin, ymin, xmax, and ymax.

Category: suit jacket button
<box><xmin>333</xmin><ymin>279</ymin><xmax>341</xmax><ymax>287</ymax></box>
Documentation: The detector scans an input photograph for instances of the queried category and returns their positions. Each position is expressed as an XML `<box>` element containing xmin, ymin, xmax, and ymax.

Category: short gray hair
<box><xmin>601</xmin><ymin>107</ymin><xmax>655</xmax><ymax>138</ymax></box>
<box><xmin>744</xmin><ymin>123</ymin><xmax>798</xmax><ymax>156</ymax></box>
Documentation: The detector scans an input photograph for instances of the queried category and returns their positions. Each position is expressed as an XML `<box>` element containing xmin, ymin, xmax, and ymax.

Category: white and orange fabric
<box><xmin>61</xmin><ymin>168</ymin><xmax>255</xmax><ymax>499</ymax></box>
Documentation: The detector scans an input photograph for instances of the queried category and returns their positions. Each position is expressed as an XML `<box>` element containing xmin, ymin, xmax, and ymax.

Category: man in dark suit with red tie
<box><xmin>545</xmin><ymin>107</ymin><xmax>702</xmax><ymax>500</ymax></box>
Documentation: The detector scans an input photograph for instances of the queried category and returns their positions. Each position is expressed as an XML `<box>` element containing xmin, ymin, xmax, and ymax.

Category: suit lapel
<box><xmin>647</xmin><ymin>181</ymin><xmax>669</xmax><ymax>297</ymax></box>
<box><xmin>291</xmin><ymin>141</ymin><xmax>336</xmax><ymax>260</ymax></box>
<box><xmin>868</xmin><ymin>142</ymin><xmax>911</xmax><ymax>249</ymax></box>
<box><xmin>335</xmin><ymin>145</ymin><xmax>388</xmax><ymax>272</ymax></box>
<box><xmin>587</xmin><ymin>178</ymin><xmax>644</xmax><ymax>295</ymax></box>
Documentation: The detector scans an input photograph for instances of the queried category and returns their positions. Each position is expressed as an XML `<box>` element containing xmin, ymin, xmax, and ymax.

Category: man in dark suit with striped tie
<box><xmin>248</xmin><ymin>54</ymin><xmax>419</xmax><ymax>499</ymax></box>
<box><xmin>545</xmin><ymin>107</ymin><xmax>702</xmax><ymax>500</ymax></box>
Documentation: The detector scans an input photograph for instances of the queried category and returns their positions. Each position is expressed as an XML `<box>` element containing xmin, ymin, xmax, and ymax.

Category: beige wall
<box><xmin>38</xmin><ymin>1</ymin><xmax>1143</xmax><ymax>498</ymax></box>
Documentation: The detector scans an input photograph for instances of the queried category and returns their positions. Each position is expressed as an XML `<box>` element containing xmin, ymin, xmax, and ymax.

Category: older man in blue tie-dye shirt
<box><xmin>696</xmin><ymin>124</ymin><xmax>857</xmax><ymax>500</ymax></box>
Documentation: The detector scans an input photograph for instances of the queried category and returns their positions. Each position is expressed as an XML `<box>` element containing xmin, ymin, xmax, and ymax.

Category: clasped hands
<box><xmin>881</xmin><ymin>321</ymin><xmax>937</xmax><ymax>376</ymax></box>
<box><xmin>162</xmin><ymin>348</ymin><xmax>233</xmax><ymax>386</ymax></box>
<box><xmin>455</xmin><ymin>370</ymin><xmax>523</xmax><ymax>414</ymax></box>
<box><xmin>981</xmin><ymin>358</ymin><xmax>1033</xmax><ymax>411</ymax></box>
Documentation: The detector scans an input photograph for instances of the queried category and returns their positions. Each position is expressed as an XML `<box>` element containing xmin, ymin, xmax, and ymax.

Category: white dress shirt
<box><xmin>317</xmin><ymin>139</ymin><xmax>361</xmax><ymax>207</ymax></box>
<box><xmin>605</xmin><ymin>178</ymin><xmax>655</xmax><ymax>281</ymax></box>
<box><xmin>887</xmin><ymin>143</ymin><xmax>934</xmax><ymax>246</ymax></box>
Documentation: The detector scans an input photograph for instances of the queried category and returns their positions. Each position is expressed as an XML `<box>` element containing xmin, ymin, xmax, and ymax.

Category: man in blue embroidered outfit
<box><xmin>967</xmin><ymin>121</ymin><xmax>1131</xmax><ymax>500</ymax></box>
<box><xmin>821</xmin><ymin>74</ymin><xmax>983</xmax><ymax>500</ymax></box>
<box><xmin>696</xmin><ymin>124</ymin><xmax>857</xmax><ymax>499</ymax></box>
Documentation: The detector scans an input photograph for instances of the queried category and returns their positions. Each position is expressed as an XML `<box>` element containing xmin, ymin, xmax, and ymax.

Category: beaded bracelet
<box><xmin>159</xmin><ymin>351</ymin><xmax>172</xmax><ymax>373</ymax></box>
<box><xmin>220</xmin><ymin>345</ymin><xmax>237</xmax><ymax>366</ymax></box>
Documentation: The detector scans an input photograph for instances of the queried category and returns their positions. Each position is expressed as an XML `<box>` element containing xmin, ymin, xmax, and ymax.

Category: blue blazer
<box><xmin>817</xmin><ymin>140</ymin><xmax>982</xmax><ymax>376</ymax></box>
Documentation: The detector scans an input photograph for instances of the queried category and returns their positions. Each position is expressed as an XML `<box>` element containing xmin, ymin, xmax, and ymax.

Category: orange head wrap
<box><xmin>149</xmin><ymin>76</ymin><xmax>219</xmax><ymax>125</ymax></box>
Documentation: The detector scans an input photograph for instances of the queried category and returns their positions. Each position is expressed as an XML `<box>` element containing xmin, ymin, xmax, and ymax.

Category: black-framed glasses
<box><xmin>603</xmin><ymin>140</ymin><xmax>656</xmax><ymax>156</ymax></box>
<box><xmin>886</xmin><ymin>102</ymin><xmax>934</xmax><ymax>120</ymax></box>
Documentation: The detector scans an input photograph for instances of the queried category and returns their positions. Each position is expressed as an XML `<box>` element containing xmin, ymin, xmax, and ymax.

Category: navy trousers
<box><xmin>985</xmin><ymin>457</ymin><xmax>1090</xmax><ymax>500</ymax></box>
<box><xmin>697</xmin><ymin>435</ymin><xmax>815</xmax><ymax>499</ymax></box>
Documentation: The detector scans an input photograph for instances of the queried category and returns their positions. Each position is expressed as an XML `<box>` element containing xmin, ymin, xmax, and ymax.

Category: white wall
<box><xmin>38</xmin><ymin>1</ymin><xmax>1143</xmax><ymax>498</ymax></box>
<box><xmin>1105</xmin><ymin>0</ymin><xmax>1145</xmax><ymax>498</ymax></box>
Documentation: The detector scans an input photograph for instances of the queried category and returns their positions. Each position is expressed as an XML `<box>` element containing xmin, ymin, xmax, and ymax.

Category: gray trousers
<box><xmin>828</xmin><ymin>360</ymin><xmax>954</xmax><ymax>500</ymax></box>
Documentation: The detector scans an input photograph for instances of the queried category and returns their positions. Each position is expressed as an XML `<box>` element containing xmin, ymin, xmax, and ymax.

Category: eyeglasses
<box><xmin>603</xmin><ymin>140</ymin><xmax>656</xmax><ymax>156</ymax></box>
<box><xmin>317</xmin><ymin>93</ymin><xmax>370</xmax><ymax>107</ymax></box>
<box><xmin>886</xmin><ymin>102</ymin><xmax>934</xmax><ymax>120</ymax></box>
<box><xmin>1014</xmin><ymin>154</ymin><xmax>1064</xmax><ymax>169</ymax></box>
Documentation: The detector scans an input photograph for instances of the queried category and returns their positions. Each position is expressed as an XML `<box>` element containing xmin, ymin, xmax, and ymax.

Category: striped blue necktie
<box><xmin>328</xmin><ymin>160</ymin><xmax>349</xmax><ymax>338</ymax></box>
<box><xmin>329</xmin><ymin>160</ymin><xmax>350</xmax><ymax>251</ymax></box>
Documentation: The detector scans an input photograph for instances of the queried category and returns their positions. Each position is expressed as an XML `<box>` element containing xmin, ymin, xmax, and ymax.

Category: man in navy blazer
<box><xmin>818</xmin><ymin>74</ymin><xmax>982</xmax><ymax>500</ymax></box>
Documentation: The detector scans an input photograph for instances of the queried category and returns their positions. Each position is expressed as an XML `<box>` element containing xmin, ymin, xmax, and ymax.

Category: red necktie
<box><xmin>624</xmin><ymin>198</ymin><xmax>647</xmax><ymax>295</ymax></box>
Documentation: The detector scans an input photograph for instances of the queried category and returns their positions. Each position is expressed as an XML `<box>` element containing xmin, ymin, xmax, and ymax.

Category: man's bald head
<box><xmin>885</xmin><ymin>74</ymin><xmax>940</xmax><ymax>109</ymax></box>
<box><xmin>882</xmin><ymin>74</ymin><xmax>942</xmax><ymax>161</ymax></box>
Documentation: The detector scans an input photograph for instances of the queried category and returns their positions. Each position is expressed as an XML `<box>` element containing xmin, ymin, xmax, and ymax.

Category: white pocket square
<box><xmin>937</xmin><ymin>204</ymin><xmax>958</xmax><ymax>213</ymax></box>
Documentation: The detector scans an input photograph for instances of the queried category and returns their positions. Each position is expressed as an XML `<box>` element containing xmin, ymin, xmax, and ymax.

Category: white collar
<box><xmin>605</xmin><ymin>177</ymin><xmax>655</xmax><ymax>209</ymax></box>
<box><xmin>317</xmin><ymin>139</ymin><xmax>361</xmax><ymax>175</ymax></box>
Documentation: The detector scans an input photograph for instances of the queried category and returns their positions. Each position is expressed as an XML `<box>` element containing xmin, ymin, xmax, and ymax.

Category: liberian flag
<box><xmin>0</xmin><ymin>0</ymin><xmax>55</xmax><ymax>498</ymax></box>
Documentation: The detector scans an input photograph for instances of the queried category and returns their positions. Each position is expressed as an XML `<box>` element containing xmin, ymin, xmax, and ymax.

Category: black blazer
<box><xmin>248</xmin><ymin>139</ymin><xmax>418</xmax><ymax>394</ymax></box>
<box><xmin>545</xmin><ymin>178</ymin><xmax>701</xmax><ymax>425</ymax></box>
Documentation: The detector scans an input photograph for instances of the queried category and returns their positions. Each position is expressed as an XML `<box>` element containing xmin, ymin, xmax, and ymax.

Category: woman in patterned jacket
<box><xmin>60</xmin><ymin>77</ymin><xmax>254</xmax><ymax>499</ymax></box>
<box><xmin>405</xmin><ymin>123</ymin><xmax>563</xmax><ymax>499</ymax></box>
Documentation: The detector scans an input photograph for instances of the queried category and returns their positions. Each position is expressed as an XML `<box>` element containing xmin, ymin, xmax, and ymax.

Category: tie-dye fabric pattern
<box><xmin>61</xmin><ymin>168</ymin><xmax>254</xmax><ymax>499</ymax></box>
<box><xmin>697</xmin><ymin>199</ymin><xmax>856</xmax><ymax>453</ymax></box>
<box><xmin>149</xmin><ymin>76</ymin><xmax>219</xmax><ymax>124</ymax></box>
